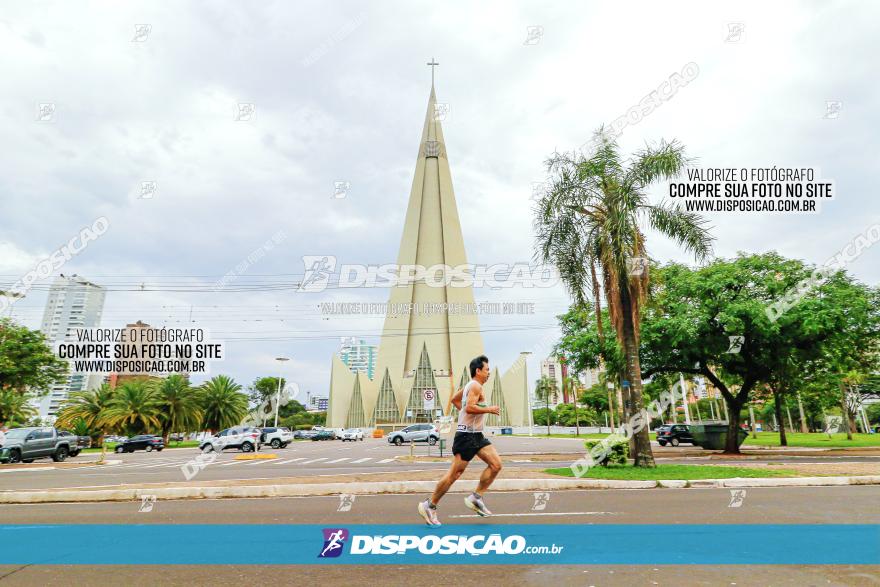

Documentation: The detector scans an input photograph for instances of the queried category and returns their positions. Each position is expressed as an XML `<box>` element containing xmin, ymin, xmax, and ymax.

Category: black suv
<box><xmin>114</xmin><ymin>435</ymin><xmax>165</xmax><ymax>453</ymax></box>
<box><xmin>656</xmin><ymin>425</ymin><xmax>696</xmax><ymax>447</ymax></box>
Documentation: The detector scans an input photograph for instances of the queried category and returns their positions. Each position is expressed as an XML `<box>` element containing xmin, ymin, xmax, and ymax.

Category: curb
<box><xmin>2</xmin><ymin>475</ymin><xmax>879</xmax><ymax>504</ymax></box>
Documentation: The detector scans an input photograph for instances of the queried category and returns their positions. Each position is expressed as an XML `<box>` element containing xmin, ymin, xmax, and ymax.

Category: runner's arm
<box><xmin>464</xmin><ymin>383</ymin><xmax>498</xmax><ymax>414</ymax></box>
<box><xmin>451</xmin><ymin>388</ymin><xmax>463</xmax><ymax>411</ymax></box>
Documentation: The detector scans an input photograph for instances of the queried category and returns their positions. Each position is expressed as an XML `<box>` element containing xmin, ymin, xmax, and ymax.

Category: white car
<box><xmin>340</xmin><ymin>428</ymin><xmax>364</xmax><ymax>442</ymax></box>
<box><xmin>260</xmin><ymin>426</ymin><xmax>294</xmax><ymax>448</ymax></box>
<box><xmin>199</xmin><ymin>426</ymin><xmax>262</xmax><ymax>453</ymax></box>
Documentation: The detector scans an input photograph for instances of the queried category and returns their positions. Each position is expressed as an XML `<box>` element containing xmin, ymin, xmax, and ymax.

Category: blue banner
<box><xmin>1</xmin><ymin>524</ymin><xmax>877</xmax><ymax>565</ymax></box>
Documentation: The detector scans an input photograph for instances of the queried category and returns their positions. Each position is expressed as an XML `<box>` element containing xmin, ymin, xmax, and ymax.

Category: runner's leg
<box><xmin>430</xmin><ymin>454</ymin><xmax>470</xmax><ymax>504</ymax></box>
<box><xmin>474</xmin><ymin>444</ymin><xmax>502</xmax><ymax>494</ymax></box>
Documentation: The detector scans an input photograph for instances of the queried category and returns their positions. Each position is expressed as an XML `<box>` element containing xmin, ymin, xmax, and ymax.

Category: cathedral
<box><xmin>325</xmin><ymin>81</ymin><xmax>530</xmax><ymax>430</ymax></box>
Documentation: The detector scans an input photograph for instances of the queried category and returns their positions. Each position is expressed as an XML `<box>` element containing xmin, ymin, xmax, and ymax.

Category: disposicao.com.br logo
<box><xmin>318</xmin><ymin>528</ymin><xmax>563</xmax><ymax>558</ymax></box>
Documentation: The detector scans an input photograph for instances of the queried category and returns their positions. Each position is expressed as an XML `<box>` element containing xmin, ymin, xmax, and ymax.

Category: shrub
<box><xmin>584</xmin><ymin>435</ymin><xmax>629</xmax><ymax>466</ymax></box>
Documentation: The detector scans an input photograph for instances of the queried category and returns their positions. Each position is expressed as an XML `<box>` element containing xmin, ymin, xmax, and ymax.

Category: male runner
<box><xmin>417</xmin><ymin>355</ymin><xmax>502</xmax><ymax>526</ymax></box>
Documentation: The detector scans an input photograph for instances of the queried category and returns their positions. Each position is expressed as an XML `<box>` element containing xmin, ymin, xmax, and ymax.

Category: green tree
<box><xmin>154</xmin><ymin>374</ymin><xmax>203</xmax><ymax>444</ymax></box>
<box><xmin>247</xmin><ymin>376</ymin><xmax>285</xmax><ymax>406</ymax></box>
<box><xmin>639</xmin><ymin>254</ymin><xmax>880</xmax><ymax>453</ymax></box>
<box><xmin>55</xmin><ymin>383</ymin><xmax>116</xmax><ymax>448</ymax></box>
<box><xmin>102</xmin><ymin>380</ymin><xmax>162</xmax><ymax>437</ymax></box>
<box><xmin>0</xmin><ymin>318</ymin><xmax>68</xmax><ymax>400</ymax></box>
<box><xmin>534</xmin><ymin>130</ymin><xmax>713</xmax><ymax>466</ymax></box>
<box><xmin>0</xmin><ymin>388</ymin><xmax>37</xmax><ymax>427</ymax></box>
<box><xmin>534</xmin><ymin>376</ymin><xmax>557</xmax><ymax>436</ymax></box>
<box><xmin>199</xmin><ymin>375</ymin><xmax>248</xmax><ymax>433</ymax></box>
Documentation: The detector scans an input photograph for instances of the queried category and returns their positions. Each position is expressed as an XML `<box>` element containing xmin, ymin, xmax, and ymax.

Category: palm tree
<box><xmin>0</xmin><ymin>388</ymin><xmax>37</xmax><ymax>427</ymax></box>
<box><xmin>56</xmin><ymin>383</ymin><xmax>116</xmax><ymax>448</ymax></box>
<box><xmin>535</xmin><ymin>128</ymin><xmax>713</xmax><ymax>466</ymax></box>
<box><xmin>101</xmin><ymin>380</ymin><xmax>162</xmax><ymax>437</ymax></box>
<box><xmin>534</xmin><ymin>376</ymin><xmax>557</xmax><ymax>436</ymax></box>
<box><xmin>199</xmin><ymin>375</ymin><xmax>248</xmax><ymax>433</ymax></box>
<box><xmin>153</xmin><ymin>374</ymin><xmax>203</xmax><ymax>445</ymax></box>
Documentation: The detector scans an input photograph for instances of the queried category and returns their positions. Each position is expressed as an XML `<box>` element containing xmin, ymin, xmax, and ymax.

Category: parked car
<box><xmin>295</xmin><ymin>430</ymin><xmax>317</xmax><ymax>439</ymax></box>
<box><xmin>386</xmin><ymin>424</ymin><xmax>439</xmax><ymax>446</ymax></box>
<box><xmin>199</xmin><ymin>427</ymin><xmax>262</xmax><ymax>452</ymax></box>
<box><xmin>656</xmin><ymin>424</ymin><xmax>697</xmax><ymax>447</ymax></box>
<box><xmin>57</xmin><ymin>430</ymin><xmax>91</xmax><ymax>457</ymax></box>
<box><xmin>0</xmin><ymin>427</ymin><xmax>78</xmax><ymax>463</ymax></box>
<box><xmin>340</xmin><ymin>428</ymin><xmax>364</xmax><ymax>442</ymax></box>
<box><xmin>260</xmin><ymin>426</ymin><xmax>294</xmax><ymax>448</ymax></box>
<box><xmin>115</xmin><ymin>435</ymin><xmax>165</xmax><ymax>453</ymax></box>
<box><xmin>311</xmin><ymin>430</ymin><xmax>336</xmax><ymax>441</ymax></box>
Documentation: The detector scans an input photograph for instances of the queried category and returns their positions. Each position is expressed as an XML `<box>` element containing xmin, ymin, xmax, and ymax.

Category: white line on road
<box><xmin>301</xmin><ymin>458</ymin><xmax>329</xmax><ymax>464</ymax></box>
<box><xmin>349</xmin><ymin>458</ymin><xmax>372</xmax><ymax>464</ymax></box>
<box><xmin>273</xmin><ymin>458</ymin><xmax>307</xmax><ymax>465</ymax></box>
<box><xmin>448</xmin><ymin>511</ymin><xmax>618</xmax><ymax>518</ymax></box>
<box><xmin>325</xmin><ymin>458</ymin><xmax>351</xmax><ymax>464</ymax></box>
<box><xmin>377</xmin><ymin>459</ymin><xmax>396</xmax><ymax>464</ymax></box>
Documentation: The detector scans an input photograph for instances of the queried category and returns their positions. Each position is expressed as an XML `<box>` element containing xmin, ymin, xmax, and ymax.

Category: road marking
<box><xmin>350</xmin><ymin>457</ymin><xmax>372</xmax><ymax>464</ymax></box>
<box><xmin>449</xmin><ymin>511</ymin><xmax>618</xmax><ymax>518</ymax></box>
<box><xmin>377</xmin><ymin>458</ymin><xmax>396</xmax><ymax>464</ymax></box>
<box><xmin>325</xmin><ymin>458</ymin><xmax>351</xmax><ymax>464</ymax></box>
<box><xmin>217</xmin><ymin>460</ymin><xmax>247</xmax><ymax>467</ymax></box>
<box><xmin>301</xmin><ymin>458</ymin><xmax>328</xmax><ymax>464</ymax></box>
<box><xmin>273</xmin><ymin>457</ymin><xmax>307</xmax><ymax>465</ymax></box>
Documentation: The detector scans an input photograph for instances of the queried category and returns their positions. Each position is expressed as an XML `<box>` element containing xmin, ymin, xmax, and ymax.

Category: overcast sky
<box><xmin>1</xmin><ymin>0</ymin><xmax>878</xmax><ymax>401</ymax></box>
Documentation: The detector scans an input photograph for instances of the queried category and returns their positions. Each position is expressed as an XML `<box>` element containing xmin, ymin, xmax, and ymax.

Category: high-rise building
<box><xmin>37</xmin><ymin>274</ymin><xmax>106</xmax><ymax>421</ymax></box>
<box><xmin>338</xmin><ymin>337</ymin><xmax>377</xmax><ymax>380</ymax></box>
<box><xmin>539</xmin><ymin>358</ymin><xmax>564</xmax><ymax>407</ymax></box>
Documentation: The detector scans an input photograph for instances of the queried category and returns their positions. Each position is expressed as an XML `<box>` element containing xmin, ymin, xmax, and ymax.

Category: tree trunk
<box><xmin>797</xmin><ymin>392</ymin><xmax>809</xmax><ymax>433</ymax></box>
<box><xmin>607</xmin><ymin>389</ymin><xmax>615</xmax><ymax>429</ymax></box>
<box><xmin>773</xmin><ymin>388</ymin><xmax>787</xmax><ymax>446</ymax></box>
<box><xmin>724</xmin><ymin>397</ymin><xmax>745</xmax><ymax>454</ymax></box>
<box><xmin>840</xmin><ymin>381</ymin><xmax>852</xmax><ymax>440</ymax></box>
<box><xmin>619</xmin><ymin>286</ymin><xmax>654</xmax><ymax>467</ymax></box>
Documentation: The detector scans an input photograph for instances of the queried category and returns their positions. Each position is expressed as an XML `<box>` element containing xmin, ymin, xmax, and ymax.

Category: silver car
<box><xmin>386</xmin><ymin>424</ymin><xmax>439</xmax><ymax>446</ymax></box>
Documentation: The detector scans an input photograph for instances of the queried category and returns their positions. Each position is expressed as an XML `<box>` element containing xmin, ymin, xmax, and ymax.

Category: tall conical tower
<box><xmin>326</xmin><ymin>79</ymin><xmax>530</xmax><ymax>429</ymax></box>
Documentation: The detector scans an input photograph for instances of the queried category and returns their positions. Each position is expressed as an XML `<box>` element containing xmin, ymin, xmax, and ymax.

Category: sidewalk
<box><xmin>2</xmin><ymin>466</ymin><xmax>879</xmax><ymax>504</ymax></box>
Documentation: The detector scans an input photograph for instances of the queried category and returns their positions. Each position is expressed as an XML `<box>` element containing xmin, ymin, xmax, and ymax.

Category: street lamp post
<box><xmin>274</xmin><ymin>357</ymin><xmax>290</xmax><ymax>427</ymax></box>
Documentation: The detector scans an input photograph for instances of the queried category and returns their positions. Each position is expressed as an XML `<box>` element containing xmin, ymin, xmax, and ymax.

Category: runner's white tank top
<box><xmin>457</xmin><ymin>380</ymin><xmax>484</xmax><ymax>433</ymax></box>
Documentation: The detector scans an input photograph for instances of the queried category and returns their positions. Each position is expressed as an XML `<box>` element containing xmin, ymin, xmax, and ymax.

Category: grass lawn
<box><xmin>81</xmin><ymin>440</ymin><xmax>201</xmax><ymax>453</ymax></box>
<box><xmin>545</xmin><ymin>464</ymin><xmax>798</xmax><ymax>480</ymax></box>
<box><xmin>741</xmin><ymin>432</ymin><xmax>880</xmax><ymax>448</ymax></box>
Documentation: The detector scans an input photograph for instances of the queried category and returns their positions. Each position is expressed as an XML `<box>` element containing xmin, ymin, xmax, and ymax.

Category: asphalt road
<box><xmin>1</xmin><ymin>436</ymin><xmax>878</xmax><ymax>492</ymax></box>
<box><xmin>1</xmin><ymin>486</ymin><xmax>878</xmax><ymax>586</ymax></box>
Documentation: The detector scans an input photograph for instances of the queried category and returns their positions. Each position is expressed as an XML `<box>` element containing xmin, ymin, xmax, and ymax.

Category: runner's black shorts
<box><xmin>452</xmin><ymin>432</ymin><xmax>492</xmax><ymax>461</ymax></box>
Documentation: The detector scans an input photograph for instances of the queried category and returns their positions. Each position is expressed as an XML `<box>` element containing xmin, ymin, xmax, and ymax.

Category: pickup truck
<box><xmin>57</xmin><ymin>430</ymin><xmax>91</xmax><ymax>456</ymax></box>
<box><xmin>0</xmin><ymin>427</ymin><xmax>78</xmax><ymax>463</ymax></box>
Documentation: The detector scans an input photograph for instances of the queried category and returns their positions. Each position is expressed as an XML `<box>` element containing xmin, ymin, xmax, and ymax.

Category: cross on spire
<box><xmin>427</xmin><ymin>57</ymin><xmax>439</xmax><ymax>87</ymax></box>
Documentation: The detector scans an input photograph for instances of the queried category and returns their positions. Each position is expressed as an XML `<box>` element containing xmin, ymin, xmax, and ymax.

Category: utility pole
<box><xmin>679</xmin><ymin>374</ymin><xmax>691</xmax><ymax>424</ymax></box>
<box><xmin>749</xmin><ymin>404</ymin><xmax>758</xmax><ymax>438</ymax></box>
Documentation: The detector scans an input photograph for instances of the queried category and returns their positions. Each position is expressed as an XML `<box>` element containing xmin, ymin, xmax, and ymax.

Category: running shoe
<box><xmin>418</xmin><ymin>499</ymin><xmax>442</xmax><ymax>526</ymax></box>
<box><xmin>464</xmin><ymin>493</ymin><xmax>492</xmax><ymax>517</ymax></box>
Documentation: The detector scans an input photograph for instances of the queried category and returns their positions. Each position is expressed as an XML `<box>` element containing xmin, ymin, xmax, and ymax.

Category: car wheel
<box><xmin>22</xmin><ymin>459</ymin><xmax>34</xmax><ymax>463</ymax></box>
<box><xmin>70</xmin><ymin>450</ymin><xmax>80</xmax><ymax>457</ymax></box>
<box><xmin>52</xmin><ymin>447</ymin><xmax>69</xmax><ymax>462</ymax></box>
<box><xmin>658</xmin><ymin>440</ymin><xmax>667</xmax><ymax>446</ymax></box>
<box><xmin>157</xmin><ymin>447</ymin><xmax>163</xmax><ymax>451</ymax></box>
<box><xmin>671</xmin><ymin>438</ymin><xmax>680</xmax><ymax>447</ymax></box>
<box><xmin>360</xmin><ymin>437</ymin><xmax>364</xmax><ymax>441</ymax></box>
<box><xmin>428</xmin><ymin>436</ymin><xmax>437</xmax><ymax>446</ymax></box>
<box><xmin>115</xmin><ymin>446</ymin><xmax>124</xmax><ymax>453</ymax></box>
<box><xmin>393</xmin><ymin>437</ymin><xmax>403</xmax><ymax>446</ymax></box>
<box><xmin>281</xmin><ymin>443</ymin><xmax>288</xmax><ymax>449</ymax></box>
<box><xmin>202</xmin><ymin>444</ymin><xmax>214</xmax><ymax>453</ymax></box>
<box><xmin>145</xmin><ymin>445</ymin><xmax>153</xmax><ymax>452</ymax></box>
<box><xmin>241</xmin><ymin>442</ymin><xmax>254</xmax><ymax>453</ymax></box>
<box><xmin>8</xmin><ymin>450</ymin><xmax>21</xmax><ymax>464</ymax></box>
<box><xmin>271</xmin><ymin>439</ymin><xmax>281</xmax><ymax>449</ymax></box>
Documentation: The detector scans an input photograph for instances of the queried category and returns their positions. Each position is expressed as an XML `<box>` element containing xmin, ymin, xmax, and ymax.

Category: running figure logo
<box><xmin>318</xmin><ymin>528</ymin><xmax>349</xmax><ymax>558</ymax></box>
<box><xmin>299</xmin><ymin>255</ymin><xmax>337</xmax><ymax>292</ymax></box>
